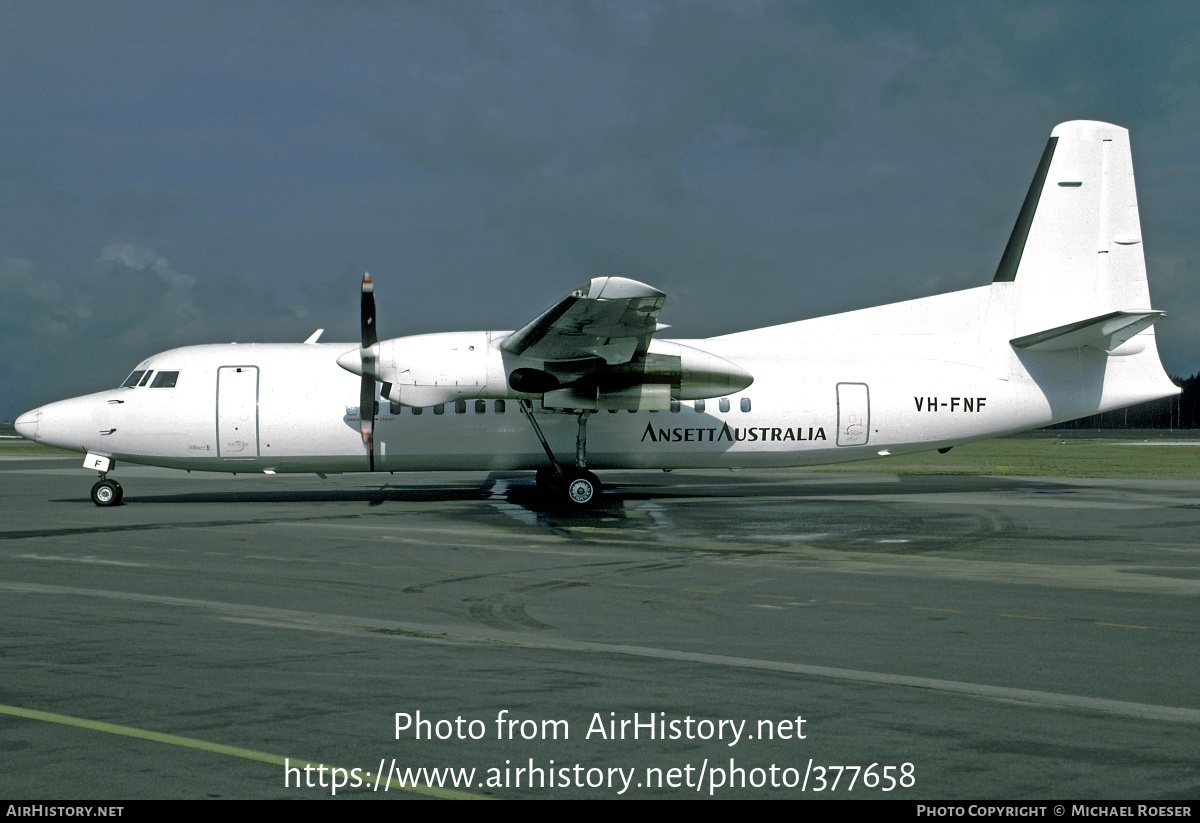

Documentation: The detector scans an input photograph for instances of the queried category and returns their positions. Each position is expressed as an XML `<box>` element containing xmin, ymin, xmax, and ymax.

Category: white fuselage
<box><xmin>15</xmin><ymin>283</ymin><xmax>1178</xmax><ymax>477</ymax></box>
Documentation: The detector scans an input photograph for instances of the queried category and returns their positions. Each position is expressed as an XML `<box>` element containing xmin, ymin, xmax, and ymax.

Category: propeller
<box><xmin>358</xmin><ymin>273</ymin><xmax>378</xmax><ymax>470</ymax></box>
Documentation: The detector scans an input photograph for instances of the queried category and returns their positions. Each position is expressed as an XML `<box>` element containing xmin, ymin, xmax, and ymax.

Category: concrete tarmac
<box><xmin>1</xmin><ymin>457</ymin><xmax>1198</xmax><ymax>799</ymax></box>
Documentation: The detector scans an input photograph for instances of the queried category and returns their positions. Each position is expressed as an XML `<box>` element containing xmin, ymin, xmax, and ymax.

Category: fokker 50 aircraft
<box><xmin>14</xmin><ymin>121</ymin><xmax>1180</xmax><ymax>508</ymax></box>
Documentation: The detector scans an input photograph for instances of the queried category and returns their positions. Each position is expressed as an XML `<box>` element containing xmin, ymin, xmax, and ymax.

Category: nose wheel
<box><xmin>91</xmin><ymin>478</ymin><xmax>124</xmax><ymax>507</ymax></box>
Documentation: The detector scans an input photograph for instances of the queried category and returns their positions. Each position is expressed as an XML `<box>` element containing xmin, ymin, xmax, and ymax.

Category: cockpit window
<box><xmin>121</xmin><ymin>370</ymin><xmax>147</xmax><ymax>388</ymax></box>
<box><xmin>150</xmin><ymin>371</ymin><xmax>179</xmax><ymax>389</ymax></box>
<box><xmin>138</xmin><ymin>371</ymin><xmax>154</xmax><ymax>387</ymax></box>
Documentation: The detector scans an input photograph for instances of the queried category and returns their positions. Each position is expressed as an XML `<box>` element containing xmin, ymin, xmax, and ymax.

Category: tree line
<box><xmin>1049</xmin><ymin>373</ymin><xmax>1200</xmax><ymax>430</ymax></box>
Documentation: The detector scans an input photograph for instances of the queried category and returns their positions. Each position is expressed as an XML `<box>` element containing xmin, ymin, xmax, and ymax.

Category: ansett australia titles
<box><xmin>395</xmin><ymin>710</ymin><xmax>807</xmax><ymax>747</ymax></box>
<box><xmin>641</xmin><ymin>422</ymin><xmax>826</xmax><ymax>444</ymax></box>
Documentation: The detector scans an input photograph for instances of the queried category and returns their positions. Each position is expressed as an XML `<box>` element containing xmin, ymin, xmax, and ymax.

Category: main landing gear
<box><xmin>535</xmin><ymin>464</ymin><xmax>603</xmax><ymax>507</ymax></box>
<box><xmin>520</xmin><ymin>401</ymin><xmax>603</xmax><ymax>508</ymax></box>
<box><xmin>91</xmin><ymin>476</ymin><xmax>124</xmax><ymax>507</ymax></box>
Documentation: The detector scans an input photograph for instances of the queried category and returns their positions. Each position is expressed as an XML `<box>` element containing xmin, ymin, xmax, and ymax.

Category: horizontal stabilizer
<box><xmin>1009</xmin><ymin>310</ymin><xmax>1163</xmax><ymax>353</ymax></box>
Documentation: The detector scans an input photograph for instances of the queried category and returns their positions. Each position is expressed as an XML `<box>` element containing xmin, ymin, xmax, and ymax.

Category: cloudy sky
<box><xmin>3</xmin><ymin>1</ymin><xmax>1198</xmax><ymax>419</ymax></box>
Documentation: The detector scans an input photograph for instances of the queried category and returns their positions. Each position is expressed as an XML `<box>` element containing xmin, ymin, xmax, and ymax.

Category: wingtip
<box><xmin>587</xmin><ymin>276</ymin><xmax>664</xmax><ymax>300</ymax></box>
<box><xmin>362</xmin><ymin>272</ymin><xmax>374</xmax><ymax>293</ymax></box>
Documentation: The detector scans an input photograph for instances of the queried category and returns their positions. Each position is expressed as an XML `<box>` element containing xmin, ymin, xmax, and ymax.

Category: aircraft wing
<box><xmin>500</xmin><ymin>276</ymin><xmax>666</xmax><ymax>365</ymax></box>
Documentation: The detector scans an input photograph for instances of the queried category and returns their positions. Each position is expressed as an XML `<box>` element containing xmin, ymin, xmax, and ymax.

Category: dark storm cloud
<box><xmin>1</xmin><ymin>1</ymin><xmax>1198</xmax><ymax>418</ymax></box>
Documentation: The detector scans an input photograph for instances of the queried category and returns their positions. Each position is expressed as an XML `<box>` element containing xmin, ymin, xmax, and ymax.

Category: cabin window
<box><xmin>434</xmin><ymin>404</ymin><xmax>445</xmax><ymax>415</ymax></box>
<box><xmin>149</xmin><ymin>371</ymin><xmax>179</xmax><ymax>389</ymax></box>
<box><xmin>121</xmin><ymin>370</ymin><xmax>147</xmax><ymax>388</ymax></box>
<box><xmin>719</xmin><ymin>398</ymin><xmax>730</xmax><ymax>413</ymax></box>
<box><xmin>741</xmin><ymin>397</ymin><xmax>751</xmax><ymax>413</ymax></box>
<box><xmin>694</xmin><ymin>399</ymin><xmax>705</xmax><ymax>413</ymax></box>
<box><xmin>138</xmin><ymin>371</ymin><xmax>154</xmax><ymax>387</ymax></box>
<box><xmin>455</xmin><ymin>400</ymin><xmax>466</xmax><ymax>414</ymax></box>
<box><xmin>411</xmin><ymin>406</ymin><xmax>423</xmax><ymax>416</ymax></box>
<box><xmin>607</xmin><ymin>409</ymin><xmax>618</xmax><ymax>414</ymax></box>
<box><xmin>670</xmin><ymin>399</ymin><xmax>680</xmax><ymax>413</ymax></box>
<box><xmin>494</xmin><ymin>400</ymin><xmax>506</xmax><ymax>413</ymax></box>
<box><xmin>474</xmin><ymin>400</ymin><xmax>486</xmax><ymax>414</ymax></box>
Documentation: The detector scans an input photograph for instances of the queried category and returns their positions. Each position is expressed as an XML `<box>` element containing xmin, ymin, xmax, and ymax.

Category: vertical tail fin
<box><xmin>993</xmin><ymin>120</ymin><xmax>1157</xmax><ymax>341</ymax></box>
<box><xmin>991</xmin><ymin>121</ymin><xmax>1177</xmax><ymax>415</ymax></box>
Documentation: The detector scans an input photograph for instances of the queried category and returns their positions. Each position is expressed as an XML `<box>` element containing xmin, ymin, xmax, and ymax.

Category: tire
<box><xmin>535</xmin><ymin>466</ymin><xmax>563</xmax><ymax>493</ymax></box>
<box><xmin>91</xmin><ymin>479</ymin><xmax>123</xmax><ymax>507</ymax></box>
<box><xmin>560</xmin><ymin>469</ymin><xmax>602</xmax><ymax>508</ymax></box>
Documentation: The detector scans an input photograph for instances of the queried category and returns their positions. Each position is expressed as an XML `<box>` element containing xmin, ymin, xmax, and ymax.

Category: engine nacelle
<box><xmin>662</xmin><ymin>340</ymin><xmax>754</xmax><ymax>400</ymax></box>
<box><xmin>372</xmin><ymin>331</ymin><xmax>502</xmax><ymax>407</ymax></box>
<box><xmin>340</xmin><ymin>333</ymin><xmax>752</xmax><ymax>410</ymax></box>
<box><xmin>532</xmin><ymin>340</ymin><xmax>753</xmax><ymax>410</ymax></box>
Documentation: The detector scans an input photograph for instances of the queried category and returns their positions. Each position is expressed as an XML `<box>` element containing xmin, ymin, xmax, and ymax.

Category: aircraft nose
<box><xmin>14</xmin><ymin>408</ymin><xmax>40</xmax><ymax>440</ymax></box>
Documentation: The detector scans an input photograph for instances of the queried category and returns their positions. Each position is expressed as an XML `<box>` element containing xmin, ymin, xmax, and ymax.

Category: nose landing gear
<box><xmin>91</xmin><ymin>476</ymin><xmax>124</xmax><ymax>507</ymax></box>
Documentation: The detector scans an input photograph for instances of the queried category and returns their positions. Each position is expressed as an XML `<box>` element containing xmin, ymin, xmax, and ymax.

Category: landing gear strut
<box><xmin>90</xmin><ymin>475</ymin><xmax>123</xmax><ymax>507</ymax></box>
<box><xmin>520</xmin><ymin>401</ymin><xmax>602</xmax><ymax>508</ymax></box>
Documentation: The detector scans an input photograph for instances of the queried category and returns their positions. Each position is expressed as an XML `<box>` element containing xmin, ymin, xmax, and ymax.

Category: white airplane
<box><xmin>14</xmin><ymin>120</ymin><xmax>1179</xmax><ymax>508</ymax></box>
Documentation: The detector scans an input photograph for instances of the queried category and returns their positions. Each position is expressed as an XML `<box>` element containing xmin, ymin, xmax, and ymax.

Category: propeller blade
<box><xmin>361</xmin><ymin>272</ymin><xmax>377</xmax><ymax>349</ymax></box>
<box><xmin>358</xmin><ymin>272</ymin><xmax>378</xmax><ymax>470</ymax></box>
<box><xmin>360</xmin><ymin>373</ymin><xmax>376</xmax><ymax>471</ymax></box>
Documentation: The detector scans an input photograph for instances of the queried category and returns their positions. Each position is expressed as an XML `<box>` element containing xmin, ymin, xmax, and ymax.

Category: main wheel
<box><xmin>560</xmin><ymin>469</ymin><xmax>602</xmax><ymax>508</ymax></box>
<box><xmin>91</xmin><ymin>479</ymin><xmax>123</xmax><ymax>507</ymax></box>
<box><xmin>535</xmin><ymin>466</ymin><xmax>563</xmax><ymax>493</ymax></box>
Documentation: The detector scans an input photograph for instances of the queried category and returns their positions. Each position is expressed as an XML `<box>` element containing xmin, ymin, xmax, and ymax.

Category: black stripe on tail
<box><xmin>993</xmin><ymin>136</ymin><xmax>1058</xmax><ymax>283</ymax></box>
